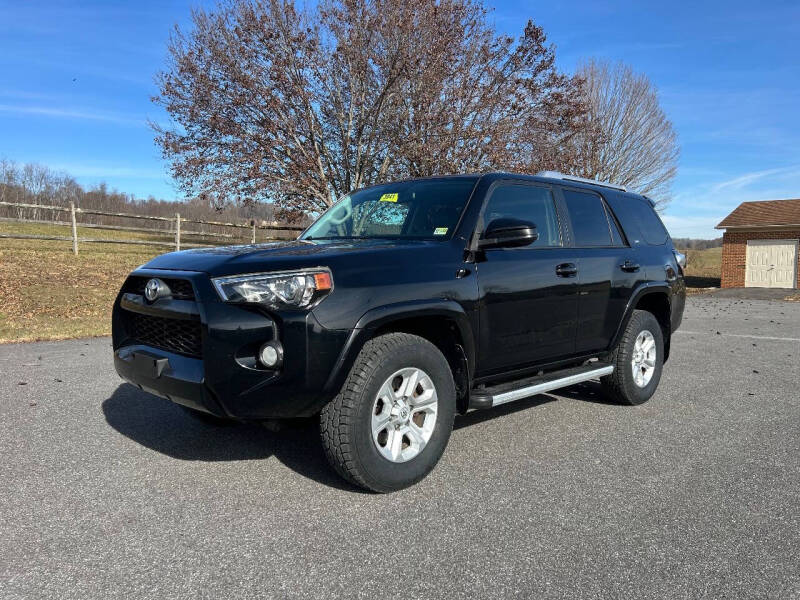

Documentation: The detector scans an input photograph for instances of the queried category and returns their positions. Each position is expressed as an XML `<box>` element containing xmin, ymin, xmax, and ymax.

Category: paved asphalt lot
<box><xmin>1</xmin><ymin>294</ymin><xmax>798</xmax><ymax>599</ymax></box>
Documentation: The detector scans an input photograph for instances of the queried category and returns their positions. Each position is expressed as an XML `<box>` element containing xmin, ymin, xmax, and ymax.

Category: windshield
<box><xmin>302</xmin><ymin>177</ymin><xmax>478</xmax><ymax>241</ymax></box>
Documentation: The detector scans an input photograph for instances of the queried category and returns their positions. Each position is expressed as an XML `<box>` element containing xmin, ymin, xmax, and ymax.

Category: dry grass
<box><xmin>682</xmin><ymin>247</ymin><xmax>722</xmax><ymax>278</ymax></box>
<box><xmin>0</xmin><ymin>226</ymin><xmax>163</xmax><ymax>343</ymax></box>
<box><xmin>0</xmin><ymin>220</ymin><xmax>169</xmax><ymax>243</ymax></box>
<box><xmin>679</xmin><ymin>246</ymin><xmax>722</xmax><ymax>289</ymax></box>
<box><xmin>685</xmin><ymin>287</ymin><xmax>717</xmax><ymax>296</ymax></box>
<box><xmin>0</xmin><ymin>221</ymin><xmax>288</xmax><ymax>343</ymax></box>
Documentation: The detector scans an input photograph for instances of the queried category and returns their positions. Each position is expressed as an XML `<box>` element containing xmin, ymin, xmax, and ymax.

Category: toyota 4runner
<box><xmin>113</xmin><ymin>171</ymin><xmax>686</xmax><ymax>492</ymax></box>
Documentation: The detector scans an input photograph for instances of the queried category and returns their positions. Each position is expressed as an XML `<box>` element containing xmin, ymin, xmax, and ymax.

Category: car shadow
<box><xmin>103</xmin><ymin>380</ymin><xmax>617</xmax><ymax>491</ymax></box>
<box><xmin>454</xmin><ymin>393</ymin><xmax>558</xmax><ymax>429</ymax></box>
<box><xmin>552</xmin><ymin>380</ymin><xmax>622</xmax><ymax>406</ymax></box>
<box><xmin>102</xmin><ymin>383</ymin><xmax>363</xmax><ymax>493</ymax></box>
<box><xmin>453</xmin><ymin>380</ymin><xmax>620</xmax><ymax>430</ymax></box>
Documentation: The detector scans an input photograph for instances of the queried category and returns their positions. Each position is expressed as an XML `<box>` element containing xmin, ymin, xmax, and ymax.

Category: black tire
<box><xmin>601</xmin><ymin>309</ymin><xmax>664</xmax><ymax>405</ymax></box>
<box><xmin>320</xmin><ymin>333</ymin><xmax>456</xmax><ymax>493</ymax></box>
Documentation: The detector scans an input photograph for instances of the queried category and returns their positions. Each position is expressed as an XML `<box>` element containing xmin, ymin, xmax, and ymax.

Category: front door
<box><xmin>475</xmin><ymin>182</ymin><xmax>578</xmax><ymax>375</ymax></box>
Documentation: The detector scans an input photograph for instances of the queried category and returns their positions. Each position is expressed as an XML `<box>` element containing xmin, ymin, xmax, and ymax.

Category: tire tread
<box><xmin>601</xmin><ymin>309</ymin><xmax>663</xmax><ymax>405</ymax></box>
<box><xmin>320</xmin><ymin>332</ymin><xmax>444</xmax><ymax>491</ymax></box>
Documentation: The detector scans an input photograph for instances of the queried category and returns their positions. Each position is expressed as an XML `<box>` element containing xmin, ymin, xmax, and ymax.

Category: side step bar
<box><xmin>468</xmin><ymin>363</ymin><xmax>614</xmax><ymax>409</ymax></box>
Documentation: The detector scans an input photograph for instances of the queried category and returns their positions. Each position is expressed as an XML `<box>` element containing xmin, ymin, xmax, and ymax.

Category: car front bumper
<box><xmin>112</xmin><ymin>268</ymin><xmax>349</xmax><ymax>419</ymax></box>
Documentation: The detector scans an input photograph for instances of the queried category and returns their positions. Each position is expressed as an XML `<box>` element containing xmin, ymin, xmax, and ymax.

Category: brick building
<box><xmin>716</xmin><ymin>199</ymin><xmax>800</xmax><ymax>289</ymax></box>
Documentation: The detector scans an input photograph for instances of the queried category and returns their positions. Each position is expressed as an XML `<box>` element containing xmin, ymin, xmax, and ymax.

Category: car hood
<box><xmin>140</xmin><ymin>238</ymin><xmax>448</xmax><ymax>277</ymax></box>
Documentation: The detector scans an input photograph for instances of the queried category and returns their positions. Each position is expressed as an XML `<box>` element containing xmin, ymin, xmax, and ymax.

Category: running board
<box><xmin>468</xmin><ymin>363</ymin><xmax>614</xmax><ymax>409</ymax></box>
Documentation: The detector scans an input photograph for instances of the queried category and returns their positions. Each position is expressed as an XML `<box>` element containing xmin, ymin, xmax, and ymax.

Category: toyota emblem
<box><xmin>144</xmin><ymin>278</ymin><xmax>163</xmax><ymax>302</ymax></box>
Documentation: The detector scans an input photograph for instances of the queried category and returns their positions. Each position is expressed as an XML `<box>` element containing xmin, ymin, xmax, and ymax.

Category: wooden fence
<box><xmin>0</xmin><ymin>201</ymin><xmax>305</xmax><ymax>255</ymax></box>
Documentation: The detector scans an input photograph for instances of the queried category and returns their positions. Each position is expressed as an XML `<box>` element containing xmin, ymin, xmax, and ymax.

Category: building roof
<box><xmin>716</xmin><ymin>198</ymin><xmax>800</xmax><ymax>229</ymax></box>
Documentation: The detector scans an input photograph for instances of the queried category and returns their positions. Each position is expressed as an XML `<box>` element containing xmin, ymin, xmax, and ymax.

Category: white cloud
<box><xmin>666</xmin><ymin>163</ymin><xmax>800</xmax><ymax>239</ymax></box>
<box><xmin>50</xmin><ymin>163</ymin><xmax>166</xmax><ymax>180</ymax></box>
<box><xmin>0</xmin><ymin>104</ymin><xmax>144</xmax><ymax>126</ymax></box>
<box><xmin>0</xmin><ymin>90</ymin><xmax>60</xmax><ymax>101</ymax></box>
<box><xmin>709</xmin><ymin>166</ymin><xmax>800</xmax><ymax>195</ymax></box>
<box><xmin>661</xmin><ymin>215</ymin><xmax>724</xmax><ymax>239</ymax></box>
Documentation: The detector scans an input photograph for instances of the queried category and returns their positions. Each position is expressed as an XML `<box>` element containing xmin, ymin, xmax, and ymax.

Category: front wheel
<box><xmin>601</xmin><ymin>309</ymin><xmax>664</xmax><ymax>405</ymax></box>
<box><xmin>320</xmin><ymin>333</ymin><xmax>456</xmax><ymax>493</ymax></box>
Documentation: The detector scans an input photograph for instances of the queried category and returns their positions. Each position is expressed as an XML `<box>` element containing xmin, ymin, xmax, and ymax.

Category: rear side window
<box><xmin>483</xmin><ymin>184</ymin><xmax>561</xmax><ymax>247</ymax></box>
<box><xmin>562</xmin><ymin>189</ymin><xmax>612</xmax><ymax>247</ymax></box>
<box><xmin>626</xmin><ymin>198</ymin><xmax>669</xmax><ymax>245</ymax></box>
<box><xmin>608</xmin><ymin>214</ymin><xmax>626</xmax><ymax>246</ymax></box>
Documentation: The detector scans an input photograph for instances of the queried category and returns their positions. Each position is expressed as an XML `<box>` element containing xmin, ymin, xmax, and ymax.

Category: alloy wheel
<box><xmin>631</xmin><ymin>330</ymin><xmax>657</xmax><ymax>388</ymax></box>
<box><xmin>371</xmin><ymin>367</ymin><xmax>438</xmax><ymax>463</ymax></box>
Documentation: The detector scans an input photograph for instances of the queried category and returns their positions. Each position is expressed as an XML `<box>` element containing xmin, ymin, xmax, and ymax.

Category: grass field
<box><xmin>0</xmin><ymin>220</ymin><xmax>171</xmax><ymax>243</ymax></box>
<box><xmin>678</xmin><ymin>246</ymin><xmax>722</xmax><ymax>288</ymax></box>
<box><xmin>681</xmin><ymin>246</ymin><xmax>722</xmax><ymax>277</ymax></box>
<box><xmin>0</xmin><ymin>220</ymin><xmax>290</xmax><ymax>342</ymax></box>
<box><xmin>0</xmin><ymin>223</ymin><xmax>163</xmax><ymax>343</ymax></box>
<box><xmin>0</xmin><ymin>222</ymin><xmax>726</xmax><ymax>343</ymax></box>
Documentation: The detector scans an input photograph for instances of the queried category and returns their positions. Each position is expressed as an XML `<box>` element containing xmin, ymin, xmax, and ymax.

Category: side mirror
<box><xmin>479</xmin><ymin>218</ymin><xmax>538</xmax><ymax>249</ymax></box>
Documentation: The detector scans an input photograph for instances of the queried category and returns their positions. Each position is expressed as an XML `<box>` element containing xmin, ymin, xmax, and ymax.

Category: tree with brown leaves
<box><xmin>153</xmin><ymin>0</ymin><xmax>586</xmax><ymax>214</ymax></box>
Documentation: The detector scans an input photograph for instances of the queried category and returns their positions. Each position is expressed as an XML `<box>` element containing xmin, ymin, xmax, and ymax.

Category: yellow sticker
<box><xmin>433</xmin><ymin>227</ymin><xmax>448</xmax><ymax>235</ymax></box>
<box><xmin>379</xmin><ymin>193</ymin><xmax>398</xmax><ymax>202</ymax></box>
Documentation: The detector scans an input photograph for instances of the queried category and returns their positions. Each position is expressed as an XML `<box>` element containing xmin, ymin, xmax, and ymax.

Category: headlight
<box><xmin>212</xmin><ymin>268</ymin><xmax>333</xmax><ymax>309</ymax></box>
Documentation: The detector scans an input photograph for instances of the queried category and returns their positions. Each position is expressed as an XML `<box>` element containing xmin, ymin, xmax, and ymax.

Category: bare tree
<box><xmin>0</xmin><ymin>158</ymin><xmax>302</xmax><ymax>237</ymax></box>
<box><xmin>153</xmin><ymin>0</ymin><xmax>586</xmax><ymax>214</ymax></box>
<box><xmin>573</xmin><ymin>59</ymin><xmax>678</xmax><ymax>207</ymax></box>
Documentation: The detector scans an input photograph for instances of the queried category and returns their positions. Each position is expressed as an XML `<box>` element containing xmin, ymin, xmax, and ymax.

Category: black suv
<box><xmin>113</xmin><ymin>172</ymin><xmax>686</xmax><ymax>492</ymax></box>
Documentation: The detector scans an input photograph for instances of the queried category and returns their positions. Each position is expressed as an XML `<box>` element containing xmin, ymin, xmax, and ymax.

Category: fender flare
<box><xmin>323</xmin><ymin>299</ymin><xmax>476</xmax><ymax>393</ymax></box>
<box><xmin>610</xmin><ymin>282</ymin><xmax>673</xmax><ymax>358</ymax></box>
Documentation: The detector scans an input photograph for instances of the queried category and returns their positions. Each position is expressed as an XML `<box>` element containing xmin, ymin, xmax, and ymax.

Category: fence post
<box><xmin>70</xmin><ymin>202</ymin><xmax>78</xmax><ymax>256</ymax></box>
<box><xmin>251</xmin><ymin>220</ymin><xmax>256</xmax><ymax>244</ymax></box>
<box><xmin>175</xmin><ymin>212</ymin><xmax>181</xmax><ymax>251</ymax></box>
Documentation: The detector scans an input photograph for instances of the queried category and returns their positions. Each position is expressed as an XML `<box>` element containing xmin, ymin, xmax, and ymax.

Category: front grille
<box><xmin>122</xmin><ymin>312</ymin><xmax>202</xmax><ymax>357</ymax></box>
<box><xmin>122</xmin><ymin>276</ymin><xmax>195</xmax><ymax>300</ymax></box>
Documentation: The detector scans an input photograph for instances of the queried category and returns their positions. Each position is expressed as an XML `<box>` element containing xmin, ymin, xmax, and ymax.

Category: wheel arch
<box><xmin>612</xmin><ymin>284</ymin><xmax>673</xmax><ymax>362</ymax></box>
<box><xmin>323</xmin><ymin>300</ymin><xmax>476</xmax><ymax>413</ymax></box>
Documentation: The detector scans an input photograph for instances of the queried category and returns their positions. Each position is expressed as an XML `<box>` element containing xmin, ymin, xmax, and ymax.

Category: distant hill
<box><xmin>672</xmin><ymin>237</ymin><xmax>723</xmax><ymax>250</ymax></box>
<box><xmin>0</xmin><ymin>159</ymin><xmax>308</xmax><ymax>228</ymax></box>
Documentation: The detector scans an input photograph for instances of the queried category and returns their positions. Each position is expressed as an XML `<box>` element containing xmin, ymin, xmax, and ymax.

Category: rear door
<box><xmin>475</xmin><ymin>181</ymin><xmax>579</xmax><ymax>374</ymax></box>
<box><xmin>559</xmin><ymin>187</ymin><xmax>641</xmax><ymax>354</ymax></box>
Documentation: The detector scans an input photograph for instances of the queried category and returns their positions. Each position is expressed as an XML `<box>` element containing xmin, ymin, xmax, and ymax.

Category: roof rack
<box><xmin>535</xmin><ymin>171</ymin><xmax>627</xmax><ymax>192</ymax></box>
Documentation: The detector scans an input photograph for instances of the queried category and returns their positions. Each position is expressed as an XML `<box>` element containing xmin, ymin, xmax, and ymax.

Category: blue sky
<box><xmin>1</xmin><ymin>0</ymin><xmax>799</xmax><ymax>238</ymax></box>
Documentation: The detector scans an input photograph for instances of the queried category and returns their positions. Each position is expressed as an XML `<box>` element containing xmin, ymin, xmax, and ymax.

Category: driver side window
<box><xmin>484</xmin><ymin>184</ymin><xmax>561</xmax><ymax>247</ymax></box>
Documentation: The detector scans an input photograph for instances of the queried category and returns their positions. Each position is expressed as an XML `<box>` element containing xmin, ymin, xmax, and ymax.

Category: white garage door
<box><xmin>745</xmin><ymin>239</ymin><xmax>798</xmax><ymax>288</ymax></box>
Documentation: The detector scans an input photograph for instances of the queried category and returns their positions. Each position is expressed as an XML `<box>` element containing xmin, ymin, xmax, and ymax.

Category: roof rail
<box><xmin>535</xmin><ymin>171</ymin><xmax>627</xmax><ymax>192</ymax></box>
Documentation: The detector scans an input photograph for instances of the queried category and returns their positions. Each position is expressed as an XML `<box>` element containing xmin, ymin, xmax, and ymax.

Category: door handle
<box><xmin>620</xmin><ymin>260</ymin><xmax>640</xmax><ymax>273</ymax></box>
<box><xmin>556</xmin><ymin>263</ymin><xmax>578</xmax><ymax>277</ymax></box>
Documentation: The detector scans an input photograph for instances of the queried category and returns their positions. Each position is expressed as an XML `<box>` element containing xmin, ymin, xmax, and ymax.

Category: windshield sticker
<box><xmin>433</xmin><ymin>227</ymin><xmax>448</xmax><ymax>235</ymax></box>
<box><xmin>379</xmin><ymin>193</ymin><xmax>398</xmax><ymax>202</ymax></box>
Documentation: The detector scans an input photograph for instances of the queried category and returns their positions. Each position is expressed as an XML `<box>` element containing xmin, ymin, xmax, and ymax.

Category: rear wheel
<box><xmin>601</xmin><ymin>309</ymin><xmax>664</xmax><ymax>405</ymax></box>
<box><xmin>320</xmin><ymin>333</ymin><xmax>456</xmax><ymax>493</ymax></box>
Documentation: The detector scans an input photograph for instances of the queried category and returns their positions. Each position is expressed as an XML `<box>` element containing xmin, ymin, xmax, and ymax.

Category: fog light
<box><xmin>258</xmin><ymin>341</ymin><xmax>283</xmax><ymax>368</ymax></box>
